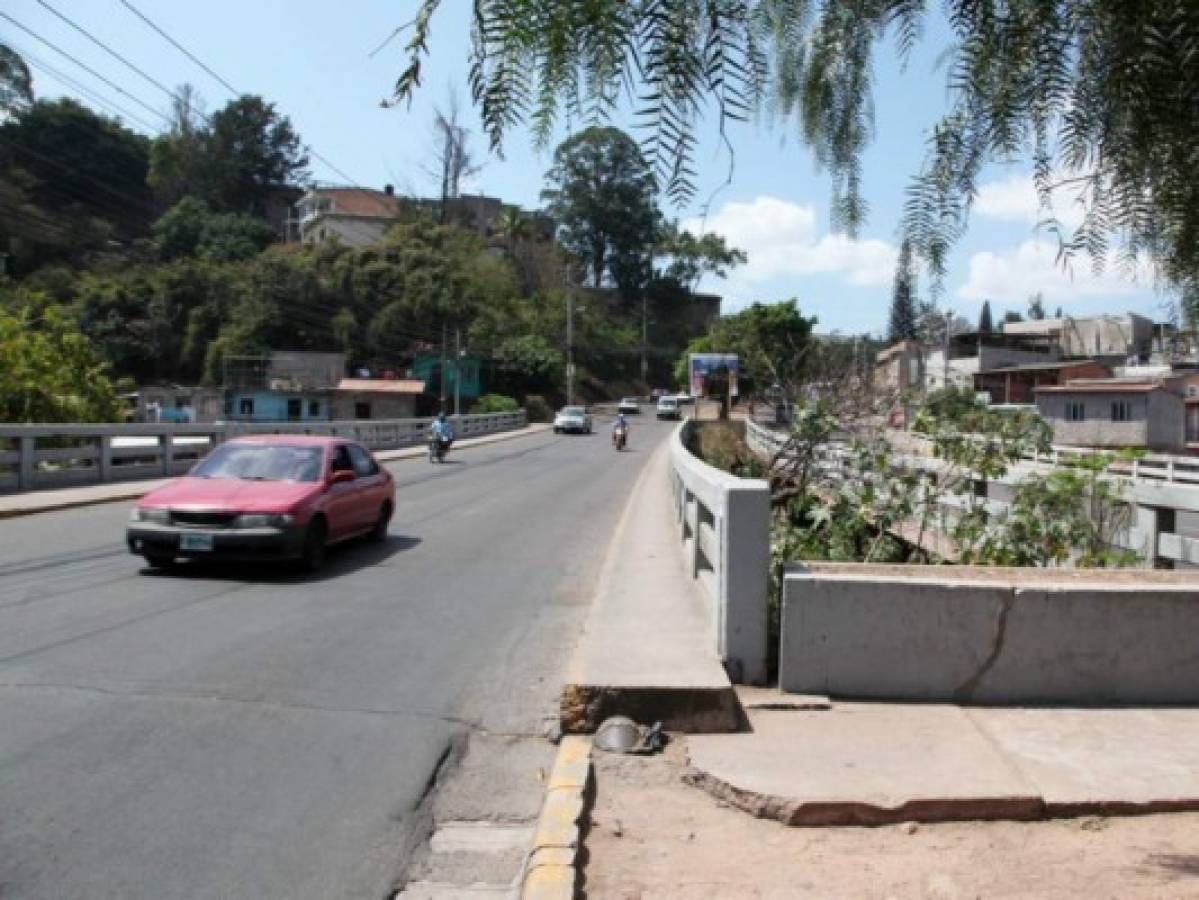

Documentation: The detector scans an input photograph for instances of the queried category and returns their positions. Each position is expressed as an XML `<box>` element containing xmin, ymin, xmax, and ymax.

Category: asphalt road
<box><xmin>0</xmin><ymin>416</ymin><xmax>675</xmax><ymax>900</ymax></box>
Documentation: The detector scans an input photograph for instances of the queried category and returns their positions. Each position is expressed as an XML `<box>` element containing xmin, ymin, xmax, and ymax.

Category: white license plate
<box><xmin>179</xmin><ymin>533</ymin><xmax>214</xmax><ymax>552</ymax></box>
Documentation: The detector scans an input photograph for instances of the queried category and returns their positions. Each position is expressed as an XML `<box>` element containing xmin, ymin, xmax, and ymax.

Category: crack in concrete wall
<box><xmin>954</xmin><ymin>589</ymin><xmax>1016</xmax><ymax>701</ymax></box>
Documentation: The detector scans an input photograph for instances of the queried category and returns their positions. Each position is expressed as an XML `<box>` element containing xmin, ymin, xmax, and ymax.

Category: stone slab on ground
<box><xmin>685</xmin><ymin>703</ymin><xmax>1199</xmax><ymax>826</ymax></box>
<box><xmin>687</xmin><ymin>704</ymin><xmax>1041</xmax><ymax>825</ymax></box>
<box><xmin>970</xmin><ymin>707</ymin><xmax>1199</xmax><ymax>815</ymax></box>
<box><xmin>561</xmin><ymin>441</ymin><xmax>739</xmax><ymax>733</ymax></box>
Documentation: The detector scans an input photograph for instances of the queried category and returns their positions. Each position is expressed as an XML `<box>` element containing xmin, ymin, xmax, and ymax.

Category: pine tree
<box><xmin>887</xmin><ymin>240</ymin><xmax>918</xmax><ymax>342</ymax></box>
<box><xmin>978</xmin><ymin>300</ymin><xmax>994</xmax><ymax>334</ymax></box>
<box><xmin>1027</xmin><ymin>292</ymin><xmax>1046</xmax><ymax>320</ymax></box>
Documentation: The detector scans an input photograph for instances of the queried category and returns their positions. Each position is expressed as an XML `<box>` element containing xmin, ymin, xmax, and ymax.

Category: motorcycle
<box><xmin>612</xmin><ymin>425</ymin><xmax>628</xmax><ymax>451</ymax></box>
<box><xmin>429</xmin><ymin>435</ymin><xmax>451</xmax><ymax>463</ymax></box>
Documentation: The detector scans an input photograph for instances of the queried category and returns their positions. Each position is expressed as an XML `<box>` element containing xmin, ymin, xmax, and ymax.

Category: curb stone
<box><xmin>521</xmin><ymin>736</ymin><xmax>592</xmax><ymax>900</ymax></box>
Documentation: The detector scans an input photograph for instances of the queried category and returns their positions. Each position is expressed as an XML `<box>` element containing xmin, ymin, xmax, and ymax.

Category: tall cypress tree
<box><xmin>887</xmin><ymin>240</ymin><xmax>918</xmax><ymax>342</ymax></box>
<box><xmin>978</xmin><ymin>300</ymin><xmax>994</xmax><ymax>334</ymax></box>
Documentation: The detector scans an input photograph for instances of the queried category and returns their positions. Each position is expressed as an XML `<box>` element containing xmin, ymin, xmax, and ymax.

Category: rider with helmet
<box><xmin>431</xmin><ymin>412</ymin><xmax>454</xmax><ymax>455</ymax></box>
<box><xmin>612</xmin><ymin>411</ymin><xmax>629</xmax><ymax>448</ymax></box>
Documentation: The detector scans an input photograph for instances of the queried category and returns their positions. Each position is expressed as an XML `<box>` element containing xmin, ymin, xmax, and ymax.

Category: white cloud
<box><xmin>956</xmin><ymin>238</ymin><xmax>1156</xmax><ymax>306</ymax></box>
<box><xmin>975</xmin><ymin>173</ymin><xmax>1087</xmax><ymax>231</ymax></box>
<box><xmin>682</xmin><ymin>196</ymin><xmax>898</xmax><ymax>295</ymax></box>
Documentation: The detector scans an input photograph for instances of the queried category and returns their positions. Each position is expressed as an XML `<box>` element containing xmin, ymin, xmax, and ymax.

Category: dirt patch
<box><xmin>581</xmin><ymin>736</ymin><xmax>1199</xmax><ymax>899</ymax></box>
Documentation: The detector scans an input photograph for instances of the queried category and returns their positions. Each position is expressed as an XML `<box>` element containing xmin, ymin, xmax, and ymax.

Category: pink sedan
<box><xmin>126</xmin><ymin>435</ymin><xmax>395</xmax><ymax>572</ymax></box>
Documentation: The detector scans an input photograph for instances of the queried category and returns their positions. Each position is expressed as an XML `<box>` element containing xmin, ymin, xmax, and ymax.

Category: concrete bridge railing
<box><xmin>781</xmin><ymin>563</ymin><xmax>1199</xmax><ymax>704</ymax></box>
<box><xmin>745</xmin><ymin>416</ymin><xmax>787</xmax><ymax>460</ymax></box>
<box><xmin>669</xmin><ymin>419</ymin><xmax>770</xmax><ymax>684</ymax></box>
<box><xmin>0</xmin><ymin>411</ymin><xmax>528</xmax><ymax>494</ymax></box>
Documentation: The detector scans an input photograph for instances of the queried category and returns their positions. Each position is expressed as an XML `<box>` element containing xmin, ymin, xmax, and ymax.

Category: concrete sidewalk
<box><xmin>0</xmin><ymin>424</ymin><xmax>551</xmax><ymax>519</ymax></box>
<box><xmin>560</xmin><ymin>440</ymin><xmax>741</xmax><ymax>734</ymax></box>
<box><xmin>685</xmin><ymin>695</ymin><xmax>1199</xmax><ymax>826</ymax></box>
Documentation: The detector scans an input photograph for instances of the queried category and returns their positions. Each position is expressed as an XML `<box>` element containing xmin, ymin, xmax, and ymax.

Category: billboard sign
<box><xmin>688</xmin><ymin>353</ymin><xmax>739</xmax><ymax>398</ymax></box>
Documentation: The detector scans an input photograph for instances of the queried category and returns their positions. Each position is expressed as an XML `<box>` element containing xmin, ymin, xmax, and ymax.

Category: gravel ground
<box><xmin>582</xmin><ymin>737</ymin><xmax>1199</xmax><ymax>900</ymax></box>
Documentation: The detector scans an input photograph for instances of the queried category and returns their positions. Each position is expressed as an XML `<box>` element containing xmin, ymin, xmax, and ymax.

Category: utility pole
<box><xmin>454</xmin><ymin>326</ymin><xmax>462</xmax><ymax>416</ymax></box>
<box><xmin>640</xmin><ymin>293</ymin><xmax>649</xmax><ymax>388</ymax></box>
<box><xmin>943</xmin><ymin>308</ymin><xmax>952</xmax><ymax>389</ymax></box>
<box><xmin>440</xmin><ymin>321</ymin><xmax>448</xmax><ymax>413</ymax></box>
<box><xmin>566</xmin><ymin>267</ymin><xmax>576</xmax><ymax>406</ymax></box>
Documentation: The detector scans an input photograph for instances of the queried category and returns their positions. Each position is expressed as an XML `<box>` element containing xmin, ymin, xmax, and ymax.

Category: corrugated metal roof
<box><xmin>1036</xmin><ymin>381</ymin><xmax>1162</xmax><ymax>394</ymax></box>
<box><xmin>334</xmin><ymin>378</ymin><xmax>425</xmax><ymax>394</ymax></box>
<box><xmin>978</xmin><ymin>361</ymin><xmax>1106</xmax><ymax>375</ymax></box>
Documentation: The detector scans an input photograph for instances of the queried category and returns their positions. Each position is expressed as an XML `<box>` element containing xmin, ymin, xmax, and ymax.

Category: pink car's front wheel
<box><xmin>299</xmin><ymin>518</ymin><xmax>328</xmax><ymax>572</ymax></box>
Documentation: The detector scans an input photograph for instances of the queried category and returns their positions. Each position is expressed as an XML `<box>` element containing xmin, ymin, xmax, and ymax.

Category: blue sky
<box><xmin>6</xmin><ymin>0</ymin><xmax>1171</xmax><ymax>334</ymax></box>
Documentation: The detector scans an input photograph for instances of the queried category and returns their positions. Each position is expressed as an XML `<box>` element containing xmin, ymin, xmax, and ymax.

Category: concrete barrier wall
<box><xmin>780</xmin><ymin>564</ymin><xmax>1199</xmax><ymax>703</ymax></box>
<box><xmin>669</xmin><ymin>420</ymin><xmax>770</xmax><ymax>684</ymax></box>
<box><xmin>0</xmin><ymin>411</ymin><xmax>527</xmax><ymax>494</ymax></box>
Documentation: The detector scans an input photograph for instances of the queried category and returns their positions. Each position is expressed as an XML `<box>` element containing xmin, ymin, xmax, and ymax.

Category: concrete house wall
<box><xmin>1148</xmin><ymin>390</ymin><xmax>1185</xmax><ymax>451</ymax></box>
<box><xmin>1004</xmin><ymin>314</ymin><xmax>1154</xmax><ymax>362</ymax></box>
<box><xmin>924</xmin><ymin>346</ymin><xmax>1056</xmax><ymax>392</ymax></box>
<box><xmin>226</xmin><ymin>391</ymin><xmax>329</xmax><ymax>423</ymax></box>
<box><xmin>874</xmin><ymin>341</ymin><xmax>922</xmax><ymax>393</ymax></box>
<box><xmin>329</xmin><ymin>392</ymin><xmax>417</xmax><ymax>420</ymax></box>
<box><xmin>269</xmin><ymin>352</ymin><xmax>345</xmax><ymax>390</ymax></box>
<box><xmin>1037</xmin><ymin>389</ymin><xmax>1185</xmax><ymax>451</ymax></box>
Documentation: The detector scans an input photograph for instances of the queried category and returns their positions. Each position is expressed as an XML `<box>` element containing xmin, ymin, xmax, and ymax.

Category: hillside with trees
<box><xmin>0</xmin><ymin>56</ymin><xmax>746</xmax><ymax>419</ymax></box>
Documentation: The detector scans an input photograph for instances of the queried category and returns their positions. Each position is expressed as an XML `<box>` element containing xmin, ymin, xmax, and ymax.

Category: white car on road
<box><xmin>617</xmin><ymin>397</ymin><xmax>641</xmax><ymax>415</ymax></box>
<box><xmin>656</xmin><ymin>396</ymin><xmax>681</xmax><ymax>420</ymax></box>
<box><xmin>553</xmin><ymin>406</ymin><xmax>593</xmax><ymax>434</ymax></box>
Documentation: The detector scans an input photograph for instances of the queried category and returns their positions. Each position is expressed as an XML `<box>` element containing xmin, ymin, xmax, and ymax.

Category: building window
<box><xmin>239</xmin><ymin>398</ymin><xmax>254</xmax><ymax>417</ymax></box>
<box><xmin>287</xmin><ymin>398</ymin><xmax>302</xmax><ymax>421</ymax></box>
<box><xmin>308</xmin><ymin>401</ymin><xmax>321</xmax><ymax>418</ymax></box>
<box><xmin>355</xmin><ymin>402</ymin><xmax>371</xmax><ymax>420</ymax></box>
<box><xmin>1066</xmin><ymin>402</ymin><xmax>1085</xmax><ymax>422</ymax></box>
<box><xmin>1111</xmin><ymin>400</ymin><xmax>1133</xmax><ymax>422</ymax></box>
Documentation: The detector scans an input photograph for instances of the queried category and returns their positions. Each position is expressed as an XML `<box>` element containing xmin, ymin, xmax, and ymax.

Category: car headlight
<box><xmin>233</xmin><ymin>513</ymin><xmax>293</xmax><ymax>529</ymax></box>
<box><xmin>130</xmin><ymin>507</ymin><xmax>170</xmax><ymax>524</ymax></box>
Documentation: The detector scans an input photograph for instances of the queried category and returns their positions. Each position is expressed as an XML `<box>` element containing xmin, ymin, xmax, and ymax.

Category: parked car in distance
<box><xmin>674</xmin><ymin>393</ymin><xmax>694</xmax><ymax>405</ymax></box>
<box><xmin>553</xmin><ymin>405</ymin><xmax>593</xmax><ymax>434</ymax></box>
<box><xmin>656</xmin><ymin>396</ymin><xmax>681</xmax><ymax>420</ymax></box>
<box><xmin>617</xmin><ymin>397</ymin><xmax>641</xmax><ymax>414</ymax></box>
<box><xmin>126</xmin><ymin>435</ymin><xmax>394</xmax><ymax>572</ymax></box>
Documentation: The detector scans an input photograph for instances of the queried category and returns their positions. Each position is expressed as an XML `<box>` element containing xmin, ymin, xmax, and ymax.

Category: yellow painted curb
<box><xmin>521</xmin><ymin>736</ymin><xmax>593</xmax><ymax>900</ymax></box>
<box><xmin>523</xmin><ymin>864</ymin><xmax>575</xmax><ymax>900</ymax></box>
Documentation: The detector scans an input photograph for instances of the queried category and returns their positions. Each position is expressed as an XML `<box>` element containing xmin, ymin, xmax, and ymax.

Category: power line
<box><xmin>108</xmin><ymin>0</ymin><xmax>367</xmax><ymax>189</ymax></box>
<box><xmin>34</xmin><ymin>0</ymin><xmax>178</xmax><ymax>101</ymax></box>
<box><xmin>17</xmin><ymin>45</ymin><xmax>161</xmax><ymax>133</ymax></box>
<box><xmin>0</xmin><ymin>12</ymin><xmax>173</xmax><ymax>127</ymax></box>
<box><xmin>116</xmin><ymin>0</ymin><xmax>238</xmax><ymax>96</ymax></box>
<box><xmin>0</xmin><ymin>135</ymin><xmax>160</xmax><ymax>223</ymax></box>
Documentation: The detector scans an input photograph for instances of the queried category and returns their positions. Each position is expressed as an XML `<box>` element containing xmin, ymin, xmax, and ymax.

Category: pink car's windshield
<box><xmin>192</xmin><ymin>444</ymin><xmax>324</xmax><ymax>482</ymax></box>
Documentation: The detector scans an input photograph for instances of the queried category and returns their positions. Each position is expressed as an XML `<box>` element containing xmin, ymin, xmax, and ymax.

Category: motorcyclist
<box><xmin>431</xmin><ymin>413</ymin><xmax>454</xmax><ymax>450</ymax></box>
<box><xmin>612</xmin><ymin>412</ymin><xmax>629</xmax><ymax>447</ymax></box>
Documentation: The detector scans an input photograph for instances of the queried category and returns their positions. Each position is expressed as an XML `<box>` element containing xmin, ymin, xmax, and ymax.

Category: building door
<box><xmin>287</xmin><ymin>399</ymin><xmax>302</xmax><ymax>421</ymax></box>
<box><xmin>355</xmin><ymin>402</ymin><xmax>371</xmax><ymax>420</ymax></box>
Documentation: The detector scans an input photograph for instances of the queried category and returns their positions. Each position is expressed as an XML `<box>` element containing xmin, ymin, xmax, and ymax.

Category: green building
<box><xmin>411</xmin><ymin>353</ymin><xmax>485</xmax><ymax>400</ymax></box>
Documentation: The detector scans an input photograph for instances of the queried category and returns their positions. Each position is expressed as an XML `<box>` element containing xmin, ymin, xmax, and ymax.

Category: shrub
<box><xmin>471</xmin><ymin>393</ymin><xmax>520</xmax><ymax>414</ymax></box>
<box><xmin>523</xmin><ymin>394</ymin><xmax>554</xmax><ymax>422</ymax></box>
